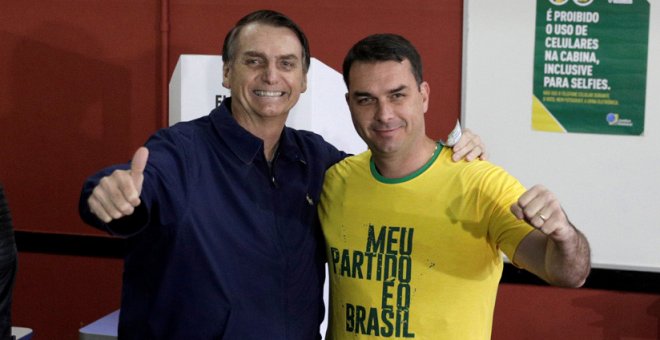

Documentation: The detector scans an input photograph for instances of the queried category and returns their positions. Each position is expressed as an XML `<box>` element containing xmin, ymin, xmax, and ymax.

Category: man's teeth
<box><xmin>255</xmin><ymin>90</ymin><xmax>285</xmax><ymax>97</ymax></box>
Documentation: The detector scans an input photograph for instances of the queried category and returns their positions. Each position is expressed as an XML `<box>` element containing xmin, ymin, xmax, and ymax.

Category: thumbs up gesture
<box><xmin>88</xmin><ymin>147</ymin><xmax>149</xmax><ymax>223</ymax></box>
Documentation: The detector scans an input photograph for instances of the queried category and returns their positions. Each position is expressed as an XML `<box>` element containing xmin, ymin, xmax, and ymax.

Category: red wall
<box><xmin>494</xmin><ymin>285</ymin><xmax>659</xmax><ymax>340</ymax></box>
<box><xmin>0</xmin><ymin>1</ymin><xmax>657</xmax><ymax>338</ymax></box>
<box><xmin>0</xmin><ymin>1</ymin><xmax>162</xmax><ymax>235</ymax></box>
<box><xmin>11</xmin><ymin>253</ymin><xmax>123</xmax><ymax>338</ymax></box>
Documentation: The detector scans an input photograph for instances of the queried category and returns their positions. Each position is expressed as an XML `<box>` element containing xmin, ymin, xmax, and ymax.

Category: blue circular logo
<box><xmin>606</xmin><ymin>113</ymin><xmax>618</xmax><ymax>124</ymax></box>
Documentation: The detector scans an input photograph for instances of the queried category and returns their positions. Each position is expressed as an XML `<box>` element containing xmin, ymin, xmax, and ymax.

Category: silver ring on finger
<box><xmin>537</xmin><ymin>213</ymin><xmax>548</xmax><ymax>223</ymax></box>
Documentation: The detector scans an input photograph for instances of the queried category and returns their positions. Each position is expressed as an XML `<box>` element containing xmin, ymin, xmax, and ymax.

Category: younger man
<box><xmin>319</xmin><ymin>34</ymin><xmax>590</xmax><ymax>339</ymax></box>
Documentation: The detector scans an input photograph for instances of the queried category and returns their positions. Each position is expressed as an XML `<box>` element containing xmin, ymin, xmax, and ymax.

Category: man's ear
<box><xmin>300</xmin><ymin>74</ymin><xmax>308</xmax><ymax>93</ymax></box>
<box><xmin>420</xmin><ymin>81</ymin><xmax>430</xmax><ymax>113</ymax></box>
<box><xmin>222</xmin><ymin>64</ymin><xmax>231</xmax><ymax>89</ymax></box>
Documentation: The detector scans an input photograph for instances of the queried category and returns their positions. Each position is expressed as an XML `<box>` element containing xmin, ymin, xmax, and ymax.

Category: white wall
<box><xmin>462</xmin><ymin>0</ymin><xmax>659</xmax><ymax>272</ymax></box>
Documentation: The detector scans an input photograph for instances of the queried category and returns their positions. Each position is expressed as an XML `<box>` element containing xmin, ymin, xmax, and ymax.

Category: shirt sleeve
<box><xmin>480</xmin><ymin>165</ymin><xmax>535</xmax><ymax>261</ymax></box>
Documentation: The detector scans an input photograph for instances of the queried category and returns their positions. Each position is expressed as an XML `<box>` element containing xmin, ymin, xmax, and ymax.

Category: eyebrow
<box><xmin>388</xmin><ymin>85</ymin><xmax>408</xmax><ymax>94</ymax></box>
<box><xmin>351</xmin><ymin>85</ymin><xmax>408</xmax><ymax>97</ymax></box>
<box><xmin>279</xmin><ymin>54</ymin><xmax>299</xmax><ymax>61</ymax></box>
<box><xmin>241</xmin><ymin>51</ymin><xmax>300</xmax><ymax>61</ymax></box>
<box><xmin>242</xmin><ymin>51</ymin><xmax>266</xmax><ymax>59</ymax></box>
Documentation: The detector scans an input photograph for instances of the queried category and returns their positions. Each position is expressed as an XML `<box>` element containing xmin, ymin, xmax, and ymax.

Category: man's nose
<box><xmin>261</xmin><ymin>63</ymin><xmax>279</xmax><ymax>84</ymax></box>
<box><xmin>375</xmin><ymin>101</ymin><xmax>394</xmax><ymax>121</ymax></box>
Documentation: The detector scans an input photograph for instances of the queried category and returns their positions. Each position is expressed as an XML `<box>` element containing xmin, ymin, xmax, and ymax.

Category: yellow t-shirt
<box><xmin>319</xmin><ymin>146</ymin><xmax>534</xmax><ymax>340</ymax></box>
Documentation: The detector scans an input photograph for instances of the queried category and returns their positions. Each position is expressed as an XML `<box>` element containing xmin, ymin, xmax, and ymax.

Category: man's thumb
<box><xmin>130</xmin><ymin>147</ymin><xmax>149</xmax><ymax>188</ymax></box>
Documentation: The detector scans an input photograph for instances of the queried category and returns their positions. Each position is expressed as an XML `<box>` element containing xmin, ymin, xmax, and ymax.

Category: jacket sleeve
<box><xmin>78</xmin><ymin>127</ymin><xmax>191</xmax><ymax>237</ymax></box>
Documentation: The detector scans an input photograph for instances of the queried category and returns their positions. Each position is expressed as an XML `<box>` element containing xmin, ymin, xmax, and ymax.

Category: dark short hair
<box><xmin>222</xmin><ymin>10</ymin><xmax>311</xmax><ymax>73</ymax></box>
<box><xmin>342</xmin><ymin>33</ymin><xmax>423</xmax><ymax>89</ymax></box>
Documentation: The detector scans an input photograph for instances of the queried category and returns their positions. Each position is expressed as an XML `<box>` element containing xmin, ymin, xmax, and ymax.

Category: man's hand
<box><xmin>451</xmin><ymin>129</ymin><xmax>488</xmax><ymax>162</ymax></box>
<box><xmin>510</xmin><ymin>185</ymin><xmax>591</xmax><ymax>287</ymax></box>
<box><xmin>87</xmin><ymin>147</ymin><xmax>149</xmax><ymax>223</ymax></box>
<box><xmin>510</xmin><ymin>184</ymin><xmax>574</xmax><ymax>242</ymax></box>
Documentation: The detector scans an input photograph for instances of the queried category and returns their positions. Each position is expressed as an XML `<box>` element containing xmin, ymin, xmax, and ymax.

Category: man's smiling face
<box><xmin>223</xmin><ymin>22</ymin><xmax>307</xmax><ymax>122</ymax></box>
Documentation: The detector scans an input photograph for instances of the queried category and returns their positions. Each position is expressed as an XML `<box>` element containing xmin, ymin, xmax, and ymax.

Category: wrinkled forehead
<box><xmin>234</xmin><ymin>23</ymin><xmax>304</xmax><ymax>59</ymax></box>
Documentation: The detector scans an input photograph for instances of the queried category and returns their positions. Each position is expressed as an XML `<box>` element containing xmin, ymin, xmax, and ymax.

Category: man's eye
<box><xmin>280</xmin><ymin>60</ymin><xmax>296</xmax><ymax>69</ymax></box>
<box><xmin>357</xmin><ymin>98</ymin><xmax>374</xmax><ymax>105</ymax></box>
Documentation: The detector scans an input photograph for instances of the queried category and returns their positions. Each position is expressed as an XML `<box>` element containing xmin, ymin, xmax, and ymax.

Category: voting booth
<box><xmin>169</xmin><ymin>55</ymin><xmax>366</xmax><ymax>155</ymax></box>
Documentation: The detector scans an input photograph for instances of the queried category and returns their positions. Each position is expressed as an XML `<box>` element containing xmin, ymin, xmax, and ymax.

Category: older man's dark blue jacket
<box><xmin>79</xmin><ymin>98</ymin><xmax>346</xmax><ymax>339</ymax></box>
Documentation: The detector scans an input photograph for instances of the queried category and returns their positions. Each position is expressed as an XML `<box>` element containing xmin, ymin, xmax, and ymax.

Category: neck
<box><xmin>257</xmin><ymin>128</ymin><xmax>281</xmax><ymax>162</ymax></box>
<box><xmin>231</xmin><ymin>107</ymin><xmax>287</xmax><ymax>162</ymax></box>
<box><xmin>373</xmin><ymin>138</ymin><xmax>438</xmax><ymax>179</ymax></box>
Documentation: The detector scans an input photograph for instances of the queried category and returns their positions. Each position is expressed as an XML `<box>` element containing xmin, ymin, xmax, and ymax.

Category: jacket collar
<box><xmin>210</xmin><ymin>97</ymin><xmax>304</xmax><ymax>165</ymax></box>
